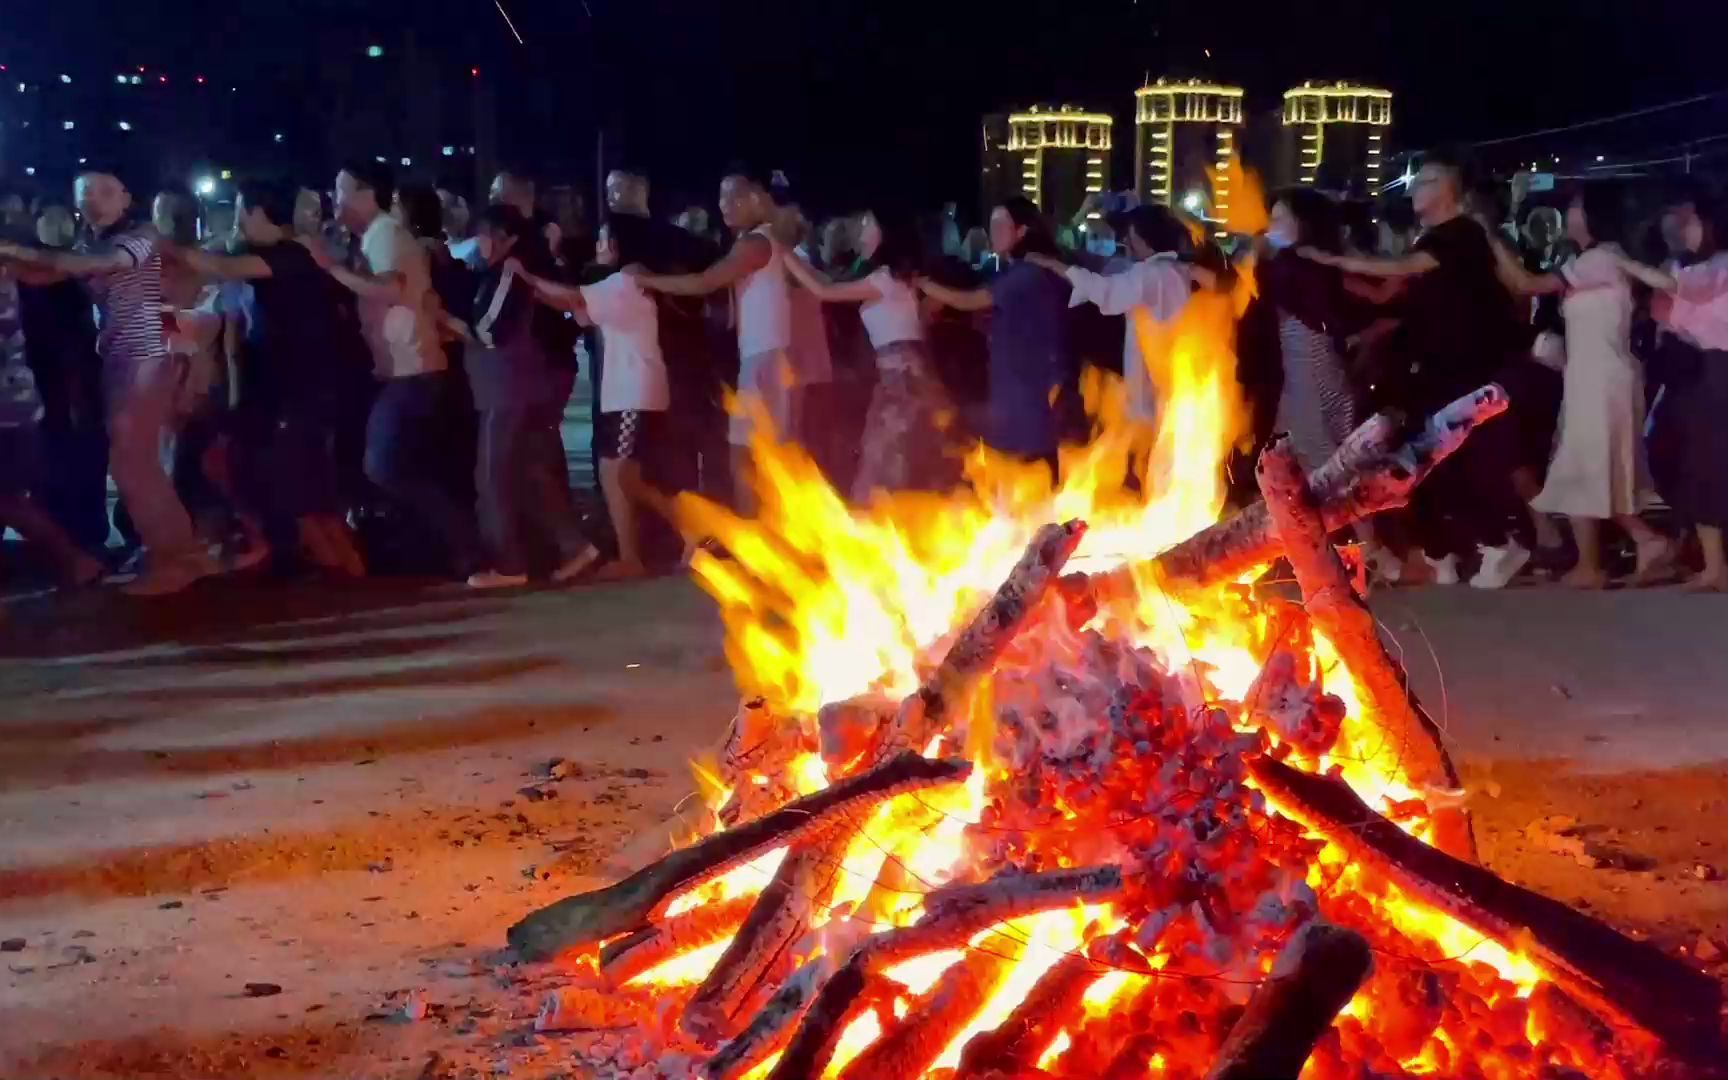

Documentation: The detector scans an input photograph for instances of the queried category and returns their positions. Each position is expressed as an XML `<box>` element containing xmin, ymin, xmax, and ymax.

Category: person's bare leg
<box><xmin>1511</xmin><ymin>466</ymin><xmax>1564</xmax><ymax>549</ymax></box>
<box><xmin>0</xmin><ymin>495</ymin><xmax>103</xmax><ymax>585</ymax></box>
<box><xmin>299</xmin><ymin>515</ymin><xmax>366</xmax><ymax>577</ymax></box>
<box><xmin>1687</xmin><ymin>524</ymin><xmax>1728</xmax><ymax>591</ymax></box>
<box><xmin>1559</xmin><ymin>516</ymin><xmax>1608</xmax><ymax>588</ymax></box>
<box><xmin>1618</xmin><ymin>513</ymin><xmax>1676</xmax><ymax>585</ymax></box>
<box><xmin>596</xmin><ymin>457</ymin><xmax>647</xmax><ymax>581</ymax></box>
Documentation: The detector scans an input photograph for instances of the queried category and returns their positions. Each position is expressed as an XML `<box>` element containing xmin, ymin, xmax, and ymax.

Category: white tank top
<box><xmin>859</xmin><ymin>267</ymin><xmax>923</xmax><ymax>349</ymax></box>
<box><xmin>735</xmin><ymin>224</ymin><xmax>792</xmax><ymax>357</ymax></box>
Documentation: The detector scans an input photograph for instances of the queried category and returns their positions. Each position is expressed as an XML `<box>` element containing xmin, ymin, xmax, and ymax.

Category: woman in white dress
<box><xmin>1513</xmin><ymin>186</ymin><xmax>1674</xmax><ymax>587</ymax></box>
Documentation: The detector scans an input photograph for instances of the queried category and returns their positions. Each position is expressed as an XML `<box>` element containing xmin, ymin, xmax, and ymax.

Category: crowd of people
<box><xmin>0</xmin><ymin>145</ymin><xmax>1726</xmax><ymax>601</ymax></box>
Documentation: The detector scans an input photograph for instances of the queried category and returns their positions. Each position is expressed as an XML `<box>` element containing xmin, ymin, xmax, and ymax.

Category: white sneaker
<box><xmin>1470</xmin><ymin>541</ymin><xmax>1531</xmax><ymax>590</ymax></box>
<box><xmin>550</xmin><ymin>546</ymin><xmax>601</xmax><ymax>584</ymax></box>
<box><xmin>1424</xmin><ymin>554</ymin><xmax>1461</xmax><ymax>586</ymax></box>
<box><xmin>120</xmin><ymin>552</ymin><xmax>221</xmax><ymax>597</ymax></box>
<box><xmin>467</xmin><ymin>569</ymin><xmax>530</xmax><ymax>590</ymax></box>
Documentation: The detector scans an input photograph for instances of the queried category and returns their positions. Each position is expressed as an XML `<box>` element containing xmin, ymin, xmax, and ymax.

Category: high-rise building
<box><xmin>1133</xmin><ymin>78</ymin><xmax>1243</xmax><ymax>230</ymax></box>
<box><xmin>1280</xmin><ymin>81</ymin><xmax>1393</xmax><ymax>196</ymax></box>
<box><xmin>981</xmin><ymin>104</ymin><xmax>1112</xmax><ymax>226</ymax></box>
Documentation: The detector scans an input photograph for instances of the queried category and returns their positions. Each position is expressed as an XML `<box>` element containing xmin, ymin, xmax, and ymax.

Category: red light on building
<box><xmin>158</xmin><ymin>75</ymin><xmax>168</xmax><ymax>84</ymax></box>
<box><xmin>470</xmin><ymin>67</ymin><xmax>480</xmax><ymax>77</ymax></box>
<box><xmin>196</xmin><ymin>75</ymin><xmax>206</xmax><ymax>84</ymax></box>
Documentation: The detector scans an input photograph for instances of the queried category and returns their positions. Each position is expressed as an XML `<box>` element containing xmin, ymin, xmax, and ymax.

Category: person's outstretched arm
<box><xmin>1299</xmin><ymin>246</ymin><xmax>1439</xmax><ymax>279</ymax></box>
<box><xmin>0</xmin><ymin>237</ymin><xmax>144</xmax><ymax>278</ymax></box>
<box><xmin>1488</xmin><ymin>238</ymin><xmax>1565</xmax><ymax>295</ymax></box>
<box><xmin>633</xmin><ymin>232</ymin><xmax>770</xmax><ymax>296</ymax></box>
<box><xmin>914</xmin><ymin>275</ymin><xmax>992</xmax><ymax>312</ymax></box>
<box><xmin>781</xmin><ymin>248</ymin><xmax>881</xmax><ymax>303</ymax></box>
<box><xmin>165</xmin><ymin>244</ymin><xmax>274</xmax><ymax>281</ymax></box>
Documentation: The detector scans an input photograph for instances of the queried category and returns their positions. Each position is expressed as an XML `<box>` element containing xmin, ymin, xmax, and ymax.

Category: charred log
<box><xmin>887</xmin><ymin>520</ymin><xmax>1088</xmax><ymax>754</ymax></box>
<box><xmin>704</xmin><ymin>957</ymin><xmax>827</xmax><ymax>1080</ymax></box>
<box><xmin>508</xmin><ymin>752</ymin><xmax>970</xmax><ymax>961</ymax></box>
<box><xmin>682</xmin><ymin>832</ymin><xmax>853</xmax><ymax>1045</ymax></box>
<box><xmin>1250</xmin><ymin>754</ymin><xmax>1726</xmax><ymax>1067</ymax></box>
<box><xmin>840</xmin><ymin>937</ymin><xmax>1016</xmax><ymax>1079</ymax></box>
<box><xmin>864</xmin><ymin>866</ymin><xmax>1124</xmax><ymax>969</ymax></box>
<box><xmin>1255</xmin><ymin>434</ymin><xmax>1473</xmax><ymax>861</ymax></box>
<box><xmin>1204</xmin><ymin>921</ymin><xmax>1372</xmax><ymax>1080</ymax></box>
<box><xmin>598</xmin><ymin>894</ymin><xmax>759</xmax><ymax>988</ymax></box>
<box><xmin>954</xmin><ymin>951</ymin><xmax>1101</xmax><ymax>1077</ymax></box>
<box><xmin>766</xmin><ymin>951</ymin><xmax>888</xmax><ymax>1080</ymax></box>
<box><xmin>1084</xmin><ymin>384</ymin><xmax>1509</xmax><ymax>601</ymax></box>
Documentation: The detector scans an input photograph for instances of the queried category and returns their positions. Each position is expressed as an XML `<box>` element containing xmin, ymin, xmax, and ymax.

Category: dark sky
<box><xmin>10</xmin><ymin>0</ymin><xmax>1726</xmax><ymax>210</ymax></box>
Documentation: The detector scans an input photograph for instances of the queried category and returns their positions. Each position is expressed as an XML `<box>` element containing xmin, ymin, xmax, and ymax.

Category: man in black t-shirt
<box><xmin>1298</xmin><ymin>148</ymin><xmax>1530</xmax><ymax>588</ymax></box>
<box><xmin>162</xmin><ymin>179</ymin><xmax>367</xmax><ymax>576</ymax></box>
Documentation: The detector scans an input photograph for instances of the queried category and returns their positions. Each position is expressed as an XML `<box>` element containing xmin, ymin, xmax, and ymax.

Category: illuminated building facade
<box><xmin>1280</xmin><ymin>81</ymin><xmax>1392</xmax><ymax>196</ymax></box>
<box><xmin>1133</xmin><ymin>78</ymin><xmax>1243</xmax><ymax>231</ymax></box>
<box><xmin>981</xmin><ymin>104</ymin><xmax>1112</xmax><ymax>226</ymax></box>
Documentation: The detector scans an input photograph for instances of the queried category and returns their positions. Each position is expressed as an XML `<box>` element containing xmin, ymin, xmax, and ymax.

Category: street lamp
<box><xmin>1181</xmin><ymin>191</ymin><xmax>1205</xmax><ymax>213</ymax></box>
<box><xmin>195</xmin><ymin>176</ymin><xmax>217</xmax><ymax>197</ymax></box>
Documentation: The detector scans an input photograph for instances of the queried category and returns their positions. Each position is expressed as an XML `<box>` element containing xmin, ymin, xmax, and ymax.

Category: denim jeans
<box><xmin>105</xmin><ymin>358</ymin><xmax>199</xmax><ymax>561</ymax></box>
<box><xmin>475</xmin><ymin>373</ymin><xmax>588</xmax><ymax>576</ymax></box>
<box><xmin>364</xmin><ymin>372</ymin><xmax>481</xmax><ymax>575</ymax></box>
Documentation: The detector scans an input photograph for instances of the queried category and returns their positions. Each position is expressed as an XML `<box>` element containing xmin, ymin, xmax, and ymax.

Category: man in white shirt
<box><xmin>1027</xmin><ymin>204</ymin><xmax>1208</xmax><ymax>426</ymax></box>
<box><xmin>321</xmin><ymin>159</ymin><xmax>479</xmax><ymax>578</ymax></box>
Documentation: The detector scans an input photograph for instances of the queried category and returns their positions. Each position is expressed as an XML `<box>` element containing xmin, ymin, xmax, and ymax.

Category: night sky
<box><xmin>11</xmin><ymin>0</ymin><xmax>1726</xmax><ymax>212</ymax></box>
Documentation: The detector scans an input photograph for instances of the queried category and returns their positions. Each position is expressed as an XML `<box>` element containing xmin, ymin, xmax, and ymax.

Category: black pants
<box><xmin>1410</xmin><ymin>417</ymin><xmax>1526</xmax><ymax>560</ymax></box>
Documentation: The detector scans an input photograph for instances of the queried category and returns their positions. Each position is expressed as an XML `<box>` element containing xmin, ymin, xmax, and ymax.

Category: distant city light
<box><xmin>196</xmin><ymin>75</ymin><xmax>206</xmax><ymax>85</ymax></box>
<box><xmin>158</xmin><ymin>75</ymin><xmax>167</xmax><ymax>83</ymax></box>
<box><xmin>374</xmin><ymin>155</ymin><xmax>387</xmax><ymax>163</ymax></box>
<box><xmin>220</xmin><ymin>169</ymin><xmax>233</xmax><ymax>180</ymax></box>
<box><xmin>441</xmin><ymin>146</ymin><xmax>455</xmax><ymax>157</ymax></box>
<box><xmin>116</xmin><ymin>74</ymin><xmax>129</xmax><ymax>85</ymax></box>
<box><xmin>1181</xmin><ymin>191</ymin><xmax>1204</xmax><ymax>213</ymax></box>
<box><xmin>59</xmin><ymin>74</ymin><xmax>72</xmax><ymax>84</ymax></box>
<box><xmin>470</xmin><ymin>67</ymin><xmax>480</xmax><ymax>78</ymax></box>
<box><xmin>367</xmin><ymin>45</ymin><xmax>385</xmax><ymax>58</ymax></box>
<box><xmin>195</xmin><ymin>176</ymin><xmax>217</xmax><ymax>197</ymax></box>
<box><xmin>117</xmin><ymin>121</ymin><xmax>132</xmax><ymax>131</ymax></box>
<box><xmin>1596</xmin><ymin>154</ymin><xmax>1606</xmax><ymax>162</ymax></box>
<box><xmin>400</xmin><ymin>156</ymin><xmax>412</xmax><ymax>166</ymax></box>
<box><xmin>131</xmin><ymin>75</ymin><xmax>142</xmax><ymax>85</ymax></box>
<box><xmin>24</xmin><ymin>167</ymin><xmax>35</xmax><ymax>177</ymax></box>
<box><xmin>62</xmin><ymin>120</ymin><xmax>75</xmax><ymax>131</ymax></box>
<box><xmin>274</xmin><ymin>133</ymin><xmax>284</xmax><ymax>143</ymax></box>
<box><xmin>15</xmin><ymin>83</ymin><xmax>23</xmax><ymax>93</ymax></box>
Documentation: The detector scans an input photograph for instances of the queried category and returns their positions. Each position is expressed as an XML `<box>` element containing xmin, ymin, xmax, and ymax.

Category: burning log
<box><xmin>717</xmin><ymin>698</ymin><xmax>812</xmax><ymax>825</ymax></box>
<box><xmin>839</xmin><ymin>933</ymin><xmax>1018</xmax><ymax>1079</ymax></box>
<box><xmin>1084</xmin><ymin>384</ymin><xmax>1509</xmax><ymax>600</ymax></box>
<box><xmin>765</xmin><ymin>951</ymin><xmax>887</xmax><ymax>1080</ymax></box>
<box><xmin>508</xmin><ymin>752</ymin><xmax>971</xmax><ymax>961</ymax></box>
<box><xmin>1249</xmin><ymin>754</ymin><xmax>1727</xmax><ymax>1067</ymax></box>
<box><xmin>1254</xmin><ymin>434</ymin><xmax>1473</xmax><ymax>862</ymax></box>
<box><xmin>864</xmin><ymin>866</ymin><xmax>1125</xmax><ymax>968</ymax></box>
<box><xmin>953</xmin><ymin>950</ymin><xmax>1101</xmax><ymax>1077</ymax></box>
<box><xmin>1203</xmin><ymin>921</ymin><xmax>1372</xmax><ymax>1080</ymax></box>
<box><xmin>704</xmin><ymin>957</ymin><xmax>827</xmax><ymax>1080</ymax></box>
<box><xmin>598</xmin><ymin>894</ymin><xmax>759</xmax><ymax>987</ymax></box>
<box><xmin>681</xmin><ymin>832</ymin><xmax>853</xmax><ymax>1045</ymax></box>
<box><xmin>888</xmin><ymin>519</ymin><xmax>1088</xmax><ymax>755</ymax></box>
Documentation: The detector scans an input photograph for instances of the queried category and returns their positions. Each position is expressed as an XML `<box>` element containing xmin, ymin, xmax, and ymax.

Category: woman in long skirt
<box><xmin>780</xmin><ymin>210</ymin><xmax>956</xmax><ymax>501</ymax></box>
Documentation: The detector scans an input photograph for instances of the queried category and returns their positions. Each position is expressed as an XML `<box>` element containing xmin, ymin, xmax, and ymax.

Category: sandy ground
<box><xmin>1</xmin><ymin>575</ymin><xmax>1726</xmax><ymax>1078</ymax></box>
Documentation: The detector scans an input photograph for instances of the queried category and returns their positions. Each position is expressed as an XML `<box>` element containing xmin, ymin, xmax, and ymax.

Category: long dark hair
<box><xmin>396</xmin><ymin>181</ymin><xmax>445</xmax><ymax>241</ymax></box>
<box><xmin>998</xmin><ymin>196</ymin><xmax>1059</xmax><ymax>258</ymax></box>
<box><xmin>1573</xmin><ymin>182</ymin><xmax>1627</xmax><ymax>248</ymax></box>
<box><xmin>1273</xmin><ymin>186</ymin><xmax>1343</xmax><ymax>254</ymax></box>
<box><xmin>861</xmin><ymin>209</ymin><xmax>922</xmax><ymax>281</ymax></box>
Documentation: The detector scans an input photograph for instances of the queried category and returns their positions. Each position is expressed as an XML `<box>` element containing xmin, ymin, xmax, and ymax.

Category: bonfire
<box><xmin>505</xmin><ymin>178</ymin><xmax>1723</xmax><ymax>1079</ymax></box>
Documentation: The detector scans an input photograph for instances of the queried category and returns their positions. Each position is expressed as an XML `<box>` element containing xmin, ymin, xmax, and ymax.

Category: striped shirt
<box><xmin>77</xmin><ymin>223</ymin><xmax>167</xmax><ymax>376</ymax></box>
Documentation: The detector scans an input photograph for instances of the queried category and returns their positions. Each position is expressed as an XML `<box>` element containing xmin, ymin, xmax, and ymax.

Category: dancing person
<box><xmin>398</xmin><ymin>181</ymin><xmax>480</xmax><ymax>507</ymax></box>
<box><xmin>323</xmin><ymin>159</ymin><xmax>481</xmax><ymax>579</ymax></box>
<box><xmin>450</xmin><ymin>205</ymin><xmax>599</xmax><ymax>589</ymax></box>
<box><xmin>915</xmin><ymin>197</ymin><xmax>1077</xmax><ymax>479</ymax></box>
<box><xmin>781</xmin><ymin>209</ymin><xmax>957</xmax><ymax>500</ymax></box>
<box><xmin>517</xmin><ymin>214</ymin><xmax>668</xmax><ymax>579</ymax></box>
<box><xmin>1025</xmin><ymin>204</ymin><xmax>1207</xmax><ymax>431</ymax></box>
<box><xmin>1495</xmin><ymin>185</ymin><xmax>1674</xmax><ymax>588</ymax></box>
<box><xmin>772</xmin><ymin>201</ymin><xmax>836</xmax><ymax>476</ymax></box>
<box><xmin>0</xmin><ymin>263</ymin><xmax>104</xmax><ymax>588</ymax></box>
<box><xmin>0</xmin><ymin>165</ymin><xmax>217</xmax><ymax>595</ymax></box>
<box><xmin>16</xmin><ymin>204</ymin><xmax>107</xmax><ymax>550</ymax></box>
<box><xmin>1609</xmin><ymin>199</ymin><xmax>1728</xmax><ymax>590</ymax></box>
<box><xmin>162</xmin><ymin>178</ymin><xmax>367</xmax><ymax>578</ymax></box>
<box><xmin>1298</xmin><ymin>149</ymin><xmax>1529</xmax><ymax>588</ymax></box>
<box><xmin>1472</xmin><ymin>183</ymin><xmax>1568</xmax><ymax>563</ymax></box>
<box><xmin>632</xmin><ymin>169</ymin><xmax>799</xmax><ymax>511</ymax></box>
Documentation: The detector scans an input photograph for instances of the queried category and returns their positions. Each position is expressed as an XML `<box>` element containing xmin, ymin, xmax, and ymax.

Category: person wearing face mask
<box><xmin>1256</xmin><ymin>189</ymin><xmax>1363</xmax><ymax>473</ymax></box>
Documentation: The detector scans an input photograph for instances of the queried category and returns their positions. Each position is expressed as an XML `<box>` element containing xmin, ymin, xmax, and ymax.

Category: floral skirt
<box><xmin>852</xmin><ymin>342</ymin><xmax>957</xmax><ymax>502</ymax></box>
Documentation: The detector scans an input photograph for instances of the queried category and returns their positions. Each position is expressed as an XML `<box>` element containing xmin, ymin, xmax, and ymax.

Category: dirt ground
<box><xmin>1</xmin><ymin>575</ymin><xmax>1725</xmax><ymax>1078</ymax></box>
